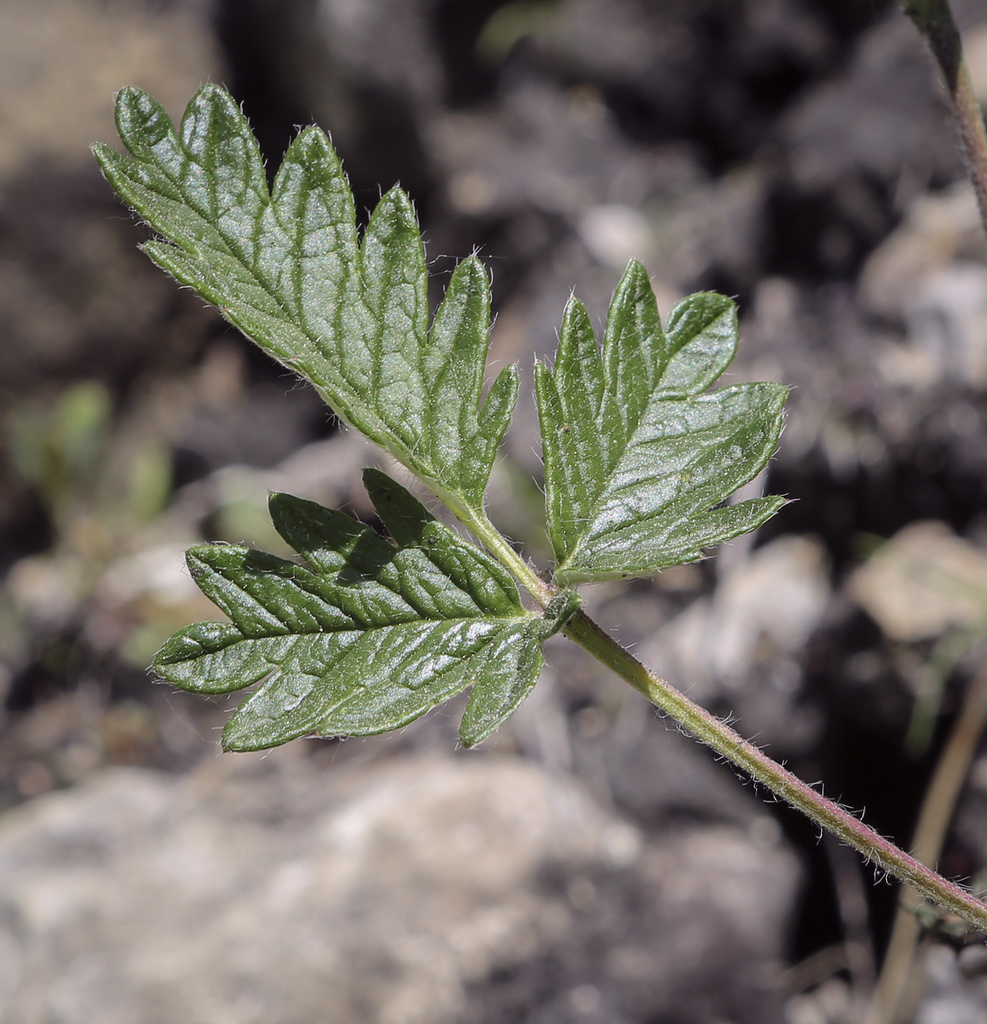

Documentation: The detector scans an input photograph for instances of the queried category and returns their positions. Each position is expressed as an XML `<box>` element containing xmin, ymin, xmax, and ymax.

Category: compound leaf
<box><xmin>153</xmin><ymin>471</ymin><xmax>569</xmax><ymax>750</ymax></box>
<box><xmin>98</xmin><ymin>87</ymin><xmax>790</xmax><ymax>752</ymax></box>
<box><xmin>92</xmin><ymin>84</ymin><xmax>515</xmax><ymax>509</ymax></box>
<box><xmin>536</xmin><ymin>260</ymin><xmax>787</xmax><ymax>584</ymax></box>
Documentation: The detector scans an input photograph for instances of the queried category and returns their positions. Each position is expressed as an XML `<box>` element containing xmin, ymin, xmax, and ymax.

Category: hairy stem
<box><xmin>563</xmin><ymin>608</ymin><xmax>987</xmax><ymax>933</ymax></box>
<box><xmin>434</xmin><ymin>14</ymin><xmax>982</xmax><ymax>887</ymax></box>
<box><xmin>900</xmin><ymin>0</ymin><xmax>987</xmax><ymax>237</ymax></box>
<box><xmin>443</xmin><ymin>496</ymin><xmax>558</xmax><ymax>607</ymax></box>
<box><xmin>462</xmin><ymin>500</ymin><xmax>987</xmax><ymax>933</ymax></box>
<box><xmin>865</xmin><ymin>651</ymin><xmax>987</xmax><ymax>1024</ymax></box>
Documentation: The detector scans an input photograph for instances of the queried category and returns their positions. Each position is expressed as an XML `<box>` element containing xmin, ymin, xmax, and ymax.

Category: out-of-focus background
<box><xmin>1</xmin><ymin>1</ymin><xmax>987</xmax><ymax>1021</ymax></box>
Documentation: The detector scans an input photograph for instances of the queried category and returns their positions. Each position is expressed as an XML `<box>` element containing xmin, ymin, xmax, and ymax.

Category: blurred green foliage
<box><xmin>7</xmin><ymin>380</ymin><xmax>171</xmax><ymax>553</ymax></box>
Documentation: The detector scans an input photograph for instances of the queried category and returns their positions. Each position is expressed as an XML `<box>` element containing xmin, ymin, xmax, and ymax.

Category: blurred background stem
<box><xmin>860</xmin><ymin>5</ymin><xmax>987</xmax><ymax>1020</ymax></box>
<box><xmin>864</xmin><ymin>654</ymin><xmax>987</xmax><ymax>1024</ymax></box>
<box><xmin>901</xmin><ymin>0</ymin><xmax>987</xmax><ymax>237</ymax></box>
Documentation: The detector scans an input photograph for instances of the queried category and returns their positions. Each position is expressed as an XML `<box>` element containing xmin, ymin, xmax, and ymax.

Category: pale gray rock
<box><xmin>0</xmin><ymin>750</ymin><xmax>799</xmax><ymax>1024</ymax></box>
<box><xmin>636</xmin><ymin>535</ymin><xmax>830</xmax><ymax>753</ymax></box>
<box><xmin>907</xmin><ymin>263</ymin><xmax>987</xmax><ymax>390</ymax></box>
<box><xmin>915</xmin><ymin>946</ymin><xmax>987</xmax><ymax>1024</ymax></box>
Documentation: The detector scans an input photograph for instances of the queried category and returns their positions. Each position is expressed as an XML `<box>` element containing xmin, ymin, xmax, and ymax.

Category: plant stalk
<box><xmin>864</xmin><ymin>651</ymin><xmax>987</xmax><ymax>1024</ymax></box>
<box><xmin>450</xmin><ymin>494</ymin><xmax>987</xmax><ymax>933</ymax></box>
<box><xmin>900</xmin><ymin>0</ymin><xmax>987</xmax><ymax>238</ymax></box>
<box><xmin>562</xmin><ymin>608</ymin><xmax>987</xmax><ymax>934</ymax></box>
<box><xmin>448</xmin><ymin>499</ymin><xmax>558</xmax><ymax>607</ymax></box>
<box><xmin>440</xmin><ymin>0</ymin><xmax>987</xmax><ymax>939</ymax></box>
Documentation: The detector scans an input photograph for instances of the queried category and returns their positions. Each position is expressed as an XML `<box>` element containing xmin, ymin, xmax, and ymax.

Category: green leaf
<box><xmin>459</xmin><ymin>588</ymin><xmax>581</xmax><ymax>747</ymax></box>
<box><xmin>536</xmin><ymin>260</ymin><xmax>787</xmax><ymax>584</ymax></box>
<box><xmin>91</xmin><ymin>84</ymin><xmax>515</xmax><ymax>509</ymax></box>
<box><xmin>153</xmin><ymin>471</ymin><xmax>565</xmax><ymax>750</ymax></box>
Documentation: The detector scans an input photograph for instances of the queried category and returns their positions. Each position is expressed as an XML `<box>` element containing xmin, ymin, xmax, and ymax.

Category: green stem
<box><xmin>865</xmin><ymin>654</ymin><xmax>987</xmax><ymax>1024</ymax></box>
<box><xmin>562</xmin><ymin>608</ymin><xmax>987</xmax><ymax>933</ymax></box>
<box><xmin>900</xmin><ymin>0</ymin><xmax>987</xmax><ymax>238</ymax></box>
<box><xmin>450</xmin><ymin>493</ymin><xmax>987</xmax><ymax>933</ymax></box>
<box><xmin>443</xmin><ymin>496</ymin><xmax>558</xmax><ymax>606</ymax></box>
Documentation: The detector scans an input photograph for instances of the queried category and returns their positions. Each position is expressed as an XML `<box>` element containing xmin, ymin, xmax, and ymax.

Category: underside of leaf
<box><xmin>536</xmin><ymin>260</ymin><xmax>787</xmax><ymax>583</ymax></box>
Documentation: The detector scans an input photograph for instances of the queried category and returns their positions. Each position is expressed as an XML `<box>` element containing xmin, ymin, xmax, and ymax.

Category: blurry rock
<box><xmin>784</xmin><ymin>977</ymin><xmax>855</xmax><ymax>1024</ymax></box>
<box><xmin>0</xmin><ymin>0</ymin><xmax>217</xmax><ymax>177</ymax></box>
<box><xmin>642</xmin><ymin>535</ymin><xmax>830</xmax><ymax>700</ymax></box>
<box><xmin>848</xmin><ymin>521</ymin><xmax>987</xmax><ymax>642</ymax></box>
<box><xmin>706</xmin><ymin>535</ymin><xmax>831</xmax><ymax>683</ymax></box>
<box><xmin>0</xmin><ymin>0</ymin><xmax>224</xmax><ymax>408</ymax></box>
<box><xmin>0</xmin><ymin>750</ymin><xmax>799</xmax><ymax>1024</ymax></box>
<box><xmin>914</xmin><ymin>946</ymin><xmax>987</xmax><ymax>1024</ymax></box>
<box><xmin>429</xmin><ymin>77</ymin><xmax>685</xmax><ymax>225</ymax></box>
<box><xmin>618</xmin><ymin>536</ymin><xmax>830</xmax><ymax>756</ymax></box>
<box><xmin>5</xmin><ymin>555</ymin><xmax>85</xmax><ymax>635</ymax></box>
<box><xmin>216</xmin><ymin>0</ymin><xmax>437</xmax><ymax>203</ymax></box>
<box><xmin>861</xmin><ymin>183</ymin><xmax>987</xmax><ymax>389</ymax></box>
<box><xmin>861</xmin><ymin>184</ymin><xmax>987</xmax><ymax>322</ymax></box>
<box><xmin>316</xmin><ymin>0</ymin><xmax>440</xmax><ymax>110</ymax></box>
<box><xmin>778</xmin><ymin>12</ymin><xmax>956</xmax><ymax>196</ymax></box>
<box><xmin>578</xmin><ymin>204</ymin><xmax>655</xmax><ymax>271</ymax></box>
<box><xmin>907</xmin><ymin>263</ymin><xmax>987</xmax><ymax>389</ymax></box>
<box><xmin>544</xmin><ymin>0</ymin><xmax>833</xmax><ymax>160</ymax></box>
<box><xmin>590</xmin><ymin>684</ymin><xmax>804</xmax><ymax>830</ymax></box>
<box><xmin>771</xmin><ymin>10</ymin><xmax>966</xmax><ymax>278</ymax></box>
<box><xmin>965</xmin><ymin>23</ymin><xmax>987</xmax><ymax>106</ymax></box>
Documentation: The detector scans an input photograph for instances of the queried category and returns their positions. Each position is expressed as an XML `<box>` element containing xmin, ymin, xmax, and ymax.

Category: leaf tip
<box><xmin>377</xmin><ymin>183</ymin><xmax>417</xmax><ymax>218</ymax></box>
<box><xmin>113</xmin><ymin>83</ymin><xmax>149</xmax><ymax>114</ymax></box>
<box><xmin>113</xmin><ymin>85</ymin><xmax>173</xmax><ymax>154</ymax></box>
<box><xmin>623</xmin><ymin>256</ymin><xmax>650</xmax><ymax>280</ymax></box>
<box><xmin>286</xmin><ymin>124</ymin><xmax>339</xmax><ymax>172</ymax></box>
<box><xmin>266</xmin><ymin>490</ymin><xmax>291</xmax><ymax>517</ymax></box>
<box><xmin>457</xmin><ymin>251</ymin><xmax>489</xmax><ymax>280</ymax></box>
<box><xmin>90</xmin><ymin>141</ymin><xmax>117</xmax><ymax>177</ymax></box>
